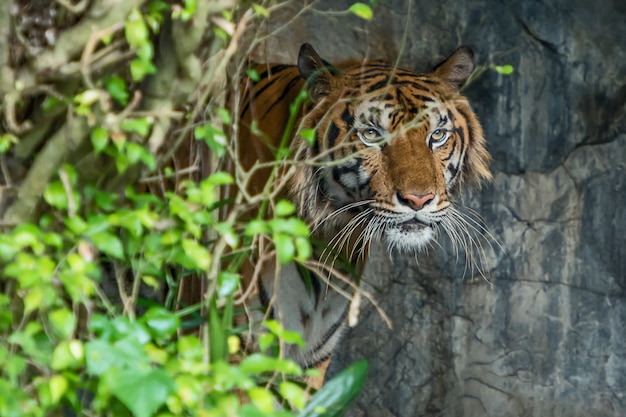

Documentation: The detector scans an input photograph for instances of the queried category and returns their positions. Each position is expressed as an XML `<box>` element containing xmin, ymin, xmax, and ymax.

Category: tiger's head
<box><xmin>291</xmin><ymin>44</ymin><xmax>492</xmax><ymax>253</ymax></box>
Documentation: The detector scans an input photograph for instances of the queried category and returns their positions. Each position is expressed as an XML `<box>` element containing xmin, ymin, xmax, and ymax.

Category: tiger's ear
<box><xmin>432</xmin><ymin>46</ymin><xmax>475</xmax><ymax>90</ymax></box>
<box><xmin>298</xmin><ymin>43</ymin><xmax>338</xmax><ymax>101</ymax></box>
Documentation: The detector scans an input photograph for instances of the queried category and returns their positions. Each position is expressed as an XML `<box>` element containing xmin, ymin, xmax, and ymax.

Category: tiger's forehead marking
<box><xmin>351</xmin><ymin>87</ymin><xmax>452</xmax><ymax>133</ymax></box>
<box><xmin>353</xmin><ymin>96</ymin><xmax>399</xmax><ymax>131</ymax></box>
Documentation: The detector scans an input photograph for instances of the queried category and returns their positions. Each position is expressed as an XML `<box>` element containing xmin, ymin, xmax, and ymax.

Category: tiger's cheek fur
<box><xmin>361</xmin><ymin>151</ymin><xmax>390</xmax><ymax>202</ymax></box>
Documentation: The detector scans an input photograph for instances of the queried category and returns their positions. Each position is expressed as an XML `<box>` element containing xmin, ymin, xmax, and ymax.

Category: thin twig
<box><xmin>139</xmin><ymin>165</ymin><xmax>200</xmax><ymax>183</ymax></box>
<box><xmin>80</xmin><ymin>22</ymin><xmax>125</xmax><ymax>89</ymax></box>
<box><xmin>303</xmin><ymin>259</ymin><xmax>393</xmax><ymax>329</ymax></box>
<box><xmin>0</xmin><ymin>154</ymin><xmax>13</xmax><ymax>188</ymax></box>
<box><xmin>113</xmin><ymin>262</ymin><xmax>134</xmax><ymax>319</ymax></box>
<box><xmin>58</xmin><ymin>168</ymin><xmax>76</xmax><ymax>218</ymax></box>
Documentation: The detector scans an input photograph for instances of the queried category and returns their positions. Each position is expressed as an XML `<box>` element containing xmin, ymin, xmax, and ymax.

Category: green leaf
<box><xmin>85</xmin><ymin>340</ymin><xmax>119</xmax><ymax>375</ymax></box>
<box><xmin>182</xmin><ymin>0</ymin><xmax>197</xmax><ymax>20</ymax></box>
<box><xmin>252</xmin><ymin>3</ymin><xmax>270</xmax><ymax>17</ymax></box>
<box><xmin>91</xmin><ymin>127</ymin><xmax>109</xmax><ymax>154</ymax></box>
<box><xmin>218</xmin><ymin>271</ymin><xmax>240</xmax><ymax>297</ymax></box>
<box><xmin>270</xmin><ymin>217</ymin><xmax>310</xmax><ymax>237</ymax></box>
<box><xmin>181</xmin><ymin>238</ymin><xmax>211</xmax><ymax>270</ymax></box>
<box><xmin>263</xmin><ymin>320</ymin><xmax>305</xmax><ymax>349</ymax></box>
<box><xmin>90</xmin><ymin>231</ymin><xmax>124</xmax><ymax>259</ymax></box>
<box><xmin>246</xmin><ymin>68</ymin><xmax>260</xmax><ymax>82</ymax></box>
<box><xmin>109</xmin><ymin>368</ymin><xmax>175</xmax><ymax>417</ymax></box>
<box><xmin>258</xmin><ymin>333</ymin><xmax>275</xmax><ymax>352</ymax></box>
<box><xmin>121</xmin><ymin>118</ymin><xmax>152</xmax><ymax>137</ymax></box>
<box><xmin>86</xmin><ymin>336</ymin><xmax>150</xmax><ymax>376</ymax></box>
<box><xmin>0</xmin><ymin>133</ymin><xmax>18</xmax><ymax>153</ymax></box>
<box><xmin>74</xmin><ymin>89</ymin><xmax>101</xmax><ymax>107</ymax></box>
<box><xmin>281</xmin><ymin>329</ymin><xmax>306</xmax><ymax>349</ymax></box>
<box><xmin>348</xmin><ymin>3</ymin><xmax>373</xmax><ymax>20</ymax></box>
<box><xmin>281</xmin><ymin>381</ymin><xmax>306</xmax><ymax>411</ymax></box>
<box><xmin>135</xmin><ymin>42</ymin><xmax>154</xmax><ymax>62</ymax></box>
<box><xmin>130</xmin><ymin>58</ymin><xmax>157</xmax><ymax>82</ymax></box>
<box><xmin>208</xmin><ymin>297</ymin><xmax>226</xmax><ymax>363</ymax></box>
<box><xmin>11</xmin><ymin>224</ymin><xmax>43</xmax><ymax>251</ymax></box>
<box><xmin>51</xmin><ymin>340</ymin><xmax>84</xmax><ymax>370</ymax></box>
<box><xmin>177</xmin><ymin>335</ymin><xmax>202</xmax><ymax>361</ymax></box>
<box><xmin>94</xmin><ymin>190</ymin><xmax>117</xmax><ymax>211</ymax></box>
<box><xmin>239</xmin><ymin>353</ymin><xmax>302</xmax><ymax>376</ymax></box>
<box><xmin>0</xmin><ymin>295</ymin><xmax>13</xmax><ymax>330</ymax></box>
<box><xmin>299</xmin><ymin>360</ymin><xmax>368</xmax><ymax>417</ymax></box>
<box><xmin>44</xmin><ymin>181</ymin><xmax>68</xmax><ymax>210</ymax></box>
<box><xmin>206</xmin><ymin>171</ymin><xmax>234</xmax><ymax>185</ymax></box>
<box><xmin>194</xmin><ymin>123</ymin><xmax>227</xmax><ymax>158</ymax></box>
<box><xmin>215</xmin><ymin>222</ymin><xmax>239</xmax><ymax>248</ymax></box>
<box><xmin>244</xmin><ymin>219</ymin><xmax>268</xmax><ymax>236</ymax></box>
<box><xmin>493</xmin><ymin>64</ymin><xmax>514</xmax><ymax>75</ymax></box>
<box><xmin>142</xmin><ymin>307</ymin><xmax>180</xmax><ymax>341</ymax></box>
<box><xmin>42</xmin><ymin>95</ymin><xmax>64</xmax><ymax>112</ymax></box>
<box><xmin>115</xmin><ymin>150</ymin><xmax>129</xmax><ymax>173</ymax></box>
<box><xmin>4</xmin><ymin>355</ymin><xmax>26</xmax><ymax>383</ymax></box>
<box><xmin>300</xmin><ymin>128</ymin><xmax>316</xmax><ymax>147</ymax></box>
<box><xmin>49</xmin><ymin>374</ymin><xmax>69</xmax><ymax>405</ymax></box>
<box><xmin>275</xmin><ymin>200</ymin><xmax>296</xmax><ymax>217</ymax></box>
<box><xmin>216</xmin><ymin>107</ymin><xmax>232</xmax><ymax>125</ymax></box>
<box><xmin>126</xmin><ymin>142</ymin><xmax>145</xmax><ymax>165</ymax></box>
<box><xmin>104</xmin><ymin>76</ymin><xmax>130</xmax><ymax>105</ymax></box>
<box><xmin>295</xmin><ymin>237</ymin><xmax>312</xmax><ymax>261</ymax></box>
<box><xmin>65</xmin><ymin>216</ymin><xmax>88</xmax><ymax>235</ymax></box>
<box><xmin>248</xmin><ymin>387</ymin><xmax>274</xmax><ymax>413</ymax></box>
<box><xmin>274</xmin><ymin>233</ymin><xmax>295</xmax><ymax>264</ymax></box>
<box><xmin>125</xmin><ymin>9</ymin><xmax>149</xmax><ymax>48</ymax></box>
<box><xmin>49</xmin><ymin>308</ymin><xmax>77</xmax><ymax>339</ymax></box>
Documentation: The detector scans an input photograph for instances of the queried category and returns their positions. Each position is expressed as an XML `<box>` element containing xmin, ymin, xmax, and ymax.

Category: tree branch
<box><xmin>3</xmin><ymin>112</ymin><xmax>89</xmax><ymax>224</ymax></box>
<box><xmin>35</xmin><ymin>0</ymin><xmax>147</xmax><ymax>76</ymax></box>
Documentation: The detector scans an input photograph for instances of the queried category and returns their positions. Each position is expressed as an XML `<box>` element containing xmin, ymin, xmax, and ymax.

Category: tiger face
<box><xmin>291</xmin><ymin>44</ymin><xmax>492</xmax><ymax>253</ymax></box>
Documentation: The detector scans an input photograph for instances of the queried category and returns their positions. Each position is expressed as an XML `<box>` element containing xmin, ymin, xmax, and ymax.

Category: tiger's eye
<box><xmin>362</xmin><ymin>128</ymin><xmax>379</xmax><ymax>142</ymax></box>
<box><xmin>431</xmin><ymin>129</ymin><xmax>445</xmax><ymax>141</ymax></box>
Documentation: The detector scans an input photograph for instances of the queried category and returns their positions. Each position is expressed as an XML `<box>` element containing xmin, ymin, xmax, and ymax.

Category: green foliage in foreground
<box><xmin>0</xmin><ymin>163</ymin><xmax>367</xmax><ymax>416</ymax></box>
<box><xmin>0</xmin><ymin>1</ymin><xmax>373</xmax><ymax>416</ymax></box>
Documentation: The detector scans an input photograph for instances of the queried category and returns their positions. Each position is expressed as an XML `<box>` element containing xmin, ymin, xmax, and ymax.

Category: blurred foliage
<box><xmin>0</xmin><ymin>0</ymin><xmax>372</xmax><ymax>416</ymax></box>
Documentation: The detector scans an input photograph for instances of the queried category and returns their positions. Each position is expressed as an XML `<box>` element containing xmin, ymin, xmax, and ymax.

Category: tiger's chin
<box><xmin>383</xmin><ymin>220</ymin><xmax>435</xmax><ymax>253</ymax></box>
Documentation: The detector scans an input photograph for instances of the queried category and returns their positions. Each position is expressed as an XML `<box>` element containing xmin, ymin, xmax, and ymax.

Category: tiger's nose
<box><xmin>398</xmin><ymin>192</ymin><xmax>436</xmax><ymax>211</ymax></box>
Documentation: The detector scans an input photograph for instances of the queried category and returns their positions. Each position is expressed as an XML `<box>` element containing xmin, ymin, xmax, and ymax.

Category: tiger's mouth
<box><xmin>396</xmin><ymin>218</ymin><xmax>431</xmax><ymax>232</ymax></box>
<box><xmin>382</xmin><ymin>217</ymin><xmax>436</xmax><ymax>252</ymax></box>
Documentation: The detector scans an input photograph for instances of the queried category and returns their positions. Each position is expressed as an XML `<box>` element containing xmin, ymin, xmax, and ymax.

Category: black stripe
<box><xmin>448</xmin><ymin>162</ymin><xmax>459</xmax><ymax>180</ymax></box>
<box><xmin>312</xmin><ymin>130</ymin><xmax>320</xmax><ymax>155</ymax></box>
<box><xmin>366</xmin><ymin>77</ymin><xmax>391</xmax><ymax>92</ymax></box>
<box><xmin>356</xmin><ymin>68</ymin><xmax>391</xmax><ymax>78</ymax></box>
<box><xmin>241</xmin><ymin>66</ymin><xmax>295</xmax><ymax>119</ymax></box>
<box><xmin>305</xmin><ymin>306</ymin><xmax>348</xmax><ymax>367</ymax></box>
<box><xmin>242</xmin><ymin>70</ymin><xmax>298</xmax><ymax>118</ymax></box>
<box><xmin>256</xmin><ymin>64</ymin><xmax>293</xmax><ymax>82</ymax></box>
<box><xmin>455</xmin><ymin>108</ymin><xmax>473</xmax><ymax>174</ymax></box>
<box><xmin>295</xmin><ymin>264</ymin><xmax>322</xmax><ymax>308</ymax></box>
<box><xmin>447</xmin><ymin>108</ymin><xmax>456</xmax><ymax>123</ymax></box>
<box><xmin>261</xmin><ymin>74</ymin><xmax>303</xmax><ymax>118</ymax></box>
<box><xmin>327</xmin><ymin>121</ymin><xmax>340</xmax><ymax>154</ymax></box>
<box><xmin>417</xmin><ymin>78</ymin><xmax>440</xmax><ymax>85</ymax></box>
<box><xmin>341</xmin><ymin>106</ymin><xmax>354</xmax><ymax>128</ymax></box>
<box><xmin>258</xmin><ymin>277</ymin><xmax>273</xmax><ymax>318</ymax></box>
<box><xmin>411</xmin><ymin>94</ymin><xmax>435</xmax><ymax>103</ymax></box>
<box><xmin>455</xmin><ymin>108</ymin><xmax>471</xmax><ymax>151</ymax></box>
<box><xmin>390</xmin><ymin>110</ymin><xmax>401</xmax><ymax>127</ymax></box>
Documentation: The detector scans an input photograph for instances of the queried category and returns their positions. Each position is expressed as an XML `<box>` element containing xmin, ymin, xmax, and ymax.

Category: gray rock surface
<box><xmin>263</xmin><ymin>1</ymin><xmax>626</xmax><ymax>415</ymax></box>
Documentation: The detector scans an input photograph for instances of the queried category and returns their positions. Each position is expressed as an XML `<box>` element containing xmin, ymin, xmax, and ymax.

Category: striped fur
<box><xmin>237</xmin><ymin>44</ymin><xmax>491</xmax><ymax>372</ymax></box>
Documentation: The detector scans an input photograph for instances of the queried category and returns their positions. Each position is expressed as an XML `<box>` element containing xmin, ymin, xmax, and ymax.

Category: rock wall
<box><xmin>262</xmin><ymin>1</ymin><xmax>626</xmax><ymax>415</ymax></box>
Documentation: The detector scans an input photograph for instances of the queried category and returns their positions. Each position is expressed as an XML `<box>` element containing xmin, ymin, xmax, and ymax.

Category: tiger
<box><xmin>236</xmin><ymin>43</ymin><xmax>492</xmax><ymax>382</ymax></box>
